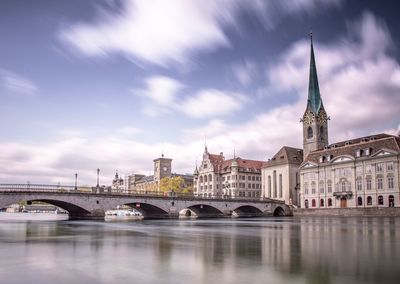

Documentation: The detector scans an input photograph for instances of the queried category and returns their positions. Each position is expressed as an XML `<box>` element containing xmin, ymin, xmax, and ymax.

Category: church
<box><xmin>262</xmin><ymin>34</ymin><xmax>400</xmax><ymax>209</ymax></box>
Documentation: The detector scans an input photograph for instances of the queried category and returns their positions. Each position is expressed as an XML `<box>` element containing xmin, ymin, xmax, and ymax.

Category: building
<box><xmin>261</xmin><ymin>147</ymin><xmax>303</xmax><ymax>205</ymax></box>
<box><xmin>299</xmin><ymin>34</ymin><xmax>400</xmax><ymax>208</ymax></box>
<box><xmin>126</xmin><ymin>155</ymin><xmax>194</xmax><ymax>194</ymax></box>
<box><xmin>111</xmin><ymin>171</ymin><xmax>125</xmax><ymax>193</ymax></box>
<box><xmin>194</xmin><ymin>147</ymin><xmax>263</xmax><ymax>198</ymax></box>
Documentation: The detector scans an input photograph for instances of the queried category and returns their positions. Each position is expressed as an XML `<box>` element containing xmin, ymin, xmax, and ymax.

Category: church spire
<box><xmin>308</xmin><ymin>31</ymin><xmax>322</xmax><ymax>114</ymax></box>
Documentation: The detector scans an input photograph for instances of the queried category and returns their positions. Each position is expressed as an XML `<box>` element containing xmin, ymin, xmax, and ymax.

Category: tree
<box><xmin>159</xmin><ymin>176</ymin><xmax>184</xmax><ymax>193</ymax></box>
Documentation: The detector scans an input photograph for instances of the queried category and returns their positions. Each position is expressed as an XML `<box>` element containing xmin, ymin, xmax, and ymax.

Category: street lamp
<box><xmin>74</xmin><ymin>173</ymin><xmax>78</xmax><ymax>190</ymax></box>
<box><xmin>96</xmin><ymin>168</ymin><xmax>100</xmax><ymax>188</ymax></box>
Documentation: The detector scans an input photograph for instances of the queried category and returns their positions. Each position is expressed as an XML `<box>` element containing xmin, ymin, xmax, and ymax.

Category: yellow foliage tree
<box><xmin>159</xmin><ymin>176</ymin><xmax>184</xmax><ymax>193</ymax></box>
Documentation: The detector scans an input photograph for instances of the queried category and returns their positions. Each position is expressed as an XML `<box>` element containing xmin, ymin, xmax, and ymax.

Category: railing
<box><xmin>0</xmin><ymin>183</ymin><xmax>283</xmax><ymax>203</ymax></box>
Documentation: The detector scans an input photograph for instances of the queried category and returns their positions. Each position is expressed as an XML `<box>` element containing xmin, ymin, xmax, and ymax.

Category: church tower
<box><xmin>302</xmin><ymin>33</ymin><xmax>329</xmax><ymax>160</ymax></box>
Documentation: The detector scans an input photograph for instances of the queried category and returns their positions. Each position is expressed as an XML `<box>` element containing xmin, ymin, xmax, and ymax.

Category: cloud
<box><xmin>59</xmin><ymin>0</ymin><xmax>342</xmax><ymax>67</ymax></box>
<box><xmin>181</xmin><ymin>89</ymin><xmax>248</xmax><ymax>118</ymax></box>
<box><xmin>232</xmin><ymin>60</ymin><xmax>258</xmax><ymax>86</ymax></box>
<box><xmin>133</xmin><ymin>75</ymin><xmax>249</xmax><ymax>119</ymax></box>
<box><xmin>267</xmin><ymin>11</ymin><xmax>400</xmax><ymax>141</ymax></box>
<box><xmin>0</xmin><ymin>70</ymin><xmax>38</xmax><ymax>96</ymax></box>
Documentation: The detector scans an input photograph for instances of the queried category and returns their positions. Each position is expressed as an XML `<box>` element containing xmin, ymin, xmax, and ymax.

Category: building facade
<box><xmin>262</xmin><ymin>147</ymin><xmax>303</xmax><ymax>205</ymax></box>
<box><xmin>113</xmin><ymin>155</ymin><xmax>193</xmax><ymax>194</ymax></box>
<box><xmin>298</xmin><ymin>34</ymin><xmax>400</xmax><ymax>209</ymax></box>
<box><xmin>194</xmin><ymin>147</ymin><xmax>263</xmax><ymax>198</ymax></box>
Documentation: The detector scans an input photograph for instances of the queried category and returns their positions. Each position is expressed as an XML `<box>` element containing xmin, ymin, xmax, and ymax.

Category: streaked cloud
<box><xmin>59</xmin><ymin>0</ymin><xmax>343</xmax><ymax>67</ymax></box>
<box><xmin>0</xmin><ymin>70</ymin><xmax>38</xmax><ymax>96</ymax></box>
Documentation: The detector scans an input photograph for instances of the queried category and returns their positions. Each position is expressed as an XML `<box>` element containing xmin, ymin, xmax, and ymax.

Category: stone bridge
<box><xmin>0</xmin><ymin>184</ymin><xmax>292</xmax><ymax>219</ymax></box>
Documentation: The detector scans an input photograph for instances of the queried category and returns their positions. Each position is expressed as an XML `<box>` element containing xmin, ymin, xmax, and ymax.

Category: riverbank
<box><xmin>293</xmin><ymin>207</ymin><xmax>400</xmax><ymax>217</ymax></box>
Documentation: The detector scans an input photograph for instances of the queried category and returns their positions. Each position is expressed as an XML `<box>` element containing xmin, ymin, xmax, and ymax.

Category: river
<box><xmin>0</xmin><ymin>213</ymin><xmax>399</xmax><ymax>284</ymax></box>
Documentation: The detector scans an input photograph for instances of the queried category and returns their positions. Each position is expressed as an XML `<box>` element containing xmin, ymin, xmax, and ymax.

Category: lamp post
<box><xmin>96</xmin><ymin>168</ymin><xmax>100</xmax><ymax>188</ymax></box>
<box><xmin>74</xmin><ymin>173</ymin><xmax>78</xmax><ymax>190</ymax></box>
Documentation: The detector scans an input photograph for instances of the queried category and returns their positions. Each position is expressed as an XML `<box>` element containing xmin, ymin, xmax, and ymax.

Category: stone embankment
<box><xmin>293</xmin><ymin>207</ymin><xmax>400</xmax><ymax>217</ymax></box>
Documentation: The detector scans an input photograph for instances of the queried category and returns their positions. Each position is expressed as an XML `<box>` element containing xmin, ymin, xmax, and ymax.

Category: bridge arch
<box><xmin>122</xmin><ymin>202</ymin><xmax>169</xmax><ymax>218</ymax></box>
<box><xmin>186</xmin><ymin>204</ymin><xmax>224</xmax><ymax>218</ymax></box>
<box><xmin>232</xmin><ymin>205</ymin><xmax>263</xmax><ymax>217</ymax></box>
<box><xmin>0</xmin><ymin>197</ymin><xmax>90</xmax><ymax>218</ymax></box>
<box><xmin>273</xmin><ymin>206</ymin><xmax>285</xmax><ymax>217</ymax></box>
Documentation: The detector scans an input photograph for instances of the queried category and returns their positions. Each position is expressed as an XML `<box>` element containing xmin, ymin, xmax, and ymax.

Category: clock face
<box><xmin>163</xmin><ymin>166</ymin><xmax>168</xmax><ymax>172</ymax></box>
<box><xmin>303</xmin><ymin>112</ymin><xmax>315</xmax><ymax>125</ymax></box>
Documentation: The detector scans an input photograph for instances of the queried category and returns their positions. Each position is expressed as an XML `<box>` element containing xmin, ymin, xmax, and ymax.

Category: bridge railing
<box><xmin>0</xmin><ymin>183</ymin><xmax>283</xmax><ymax>203</ymax></box>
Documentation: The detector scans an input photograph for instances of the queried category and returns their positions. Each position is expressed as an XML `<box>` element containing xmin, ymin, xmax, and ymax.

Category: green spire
<box><xmin>308</xmin><ymin>32</ymin><xmax>322</xmax><ymax>113</ymax></box>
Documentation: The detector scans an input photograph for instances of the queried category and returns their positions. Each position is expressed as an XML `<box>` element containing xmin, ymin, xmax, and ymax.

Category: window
<box><xmin>307</xmin><ymin>126</ymin><xmax>313</xmax><ymax>139</ymax></box>
<box><xmin>356</xmin><ymin>166</ymin><xmax>363</xmax><ymax>175</ymax></box>
<box><xmin>365</xmin><ymin>148</ymin><xmax>371</xmax><ymax>156</ymax></box>
<box><xmin>387</xmin><ymin>162</ymin><xmax>394</xmax><ymax>171</ymax></box>
<box><xmin>304</xmin><ymin>183</ymin><xmax>309</xmax><ymax>195</ymax></box>
<box><xmin>356</xmin><ymin>180</ymin><xmax>362</xmax><ymax>191</ymax></box>
<box><xmin>389</xmin><ymin>195</ymin><xmax>395</xmax><ymax>207</ymax></box>
<box><xmin>376</xmin><ymin>163</ymin><xmax>384</xmax><ymax>172</ymax></box>
<box><xmin>366</xmin><ymin>179</ymin><xmax>372</xmax><ymax>190</ymax></box>
<box><xmin>320</xmin><ymin>199</ymin><xmax>324</xmax><ymax>207</ymax></box>
<box><xmin>357</xmin><ymin>197</ymin><xmax>363</xmax><ymax>206</ymax></box>
<box><xmin>367</xmin><ymin>196</ymin><xmax>372</xmax><ymax>205</ymax></box>
<box><xmin>365</xmin><ymin>165</ymin><xmax>372</xmax><ymax>174</ymax></box>
<box><xmin>341</xmin><ymin>181</ymin><xmax>347</xmax><ymax>192</ymax></box>
<box><xmin>204</xmin><ymin>175</ymin><xmax>208</xmax><ymax>182</ymax></box>
<box><xmin>273</xmin><ymin>171</ymin><xmax>277</xmax><ymax>198</ymax></box>
<box><xmin>311</xmin><ymin>182</ymin><xmax>316</xmax><ymax>194</ymax></box>
<box><xmin>327</xmin><ymin>181</ymin><xmax>332</xmax><ymax>193</ymax></box>
<box><xmin>268</xmin><ymin>176</ymin><xmax>272</xmax><ymax>197</ymax></box>
<box><xmin>378</xmin><ymin>195</ymin><xmax>384</xmax><ymax>205</ymax></box>
<box><xmin>388</xmin><ymin>177</ymin><xmax>394</xmax><ymax>189</ymax></box>
<box><xmin>208</xmin><ymin>174</ymin><xmax>212</xmax><ymax>182</ymax></box>
<box><xmin>320</xmin><ymin>125</ymin><xmax>324</xmax><ymax>136</ymax></box>
<box><xmin>305</xmin><ymin>199</ymin><xmax>309</xmax><ymax>208</ymax></box>
<box><xmin>312</xmin><ymin>199</ymin><xmax>316</xmax><ymax>207</ymax></box>
<box><xmin>200</xmin><ymin>176</ymin><xmax>203</xmax><ymax>183</ymax></box>
<box><xmin>279</xmin><ymin>174</ymin><xmax>283</xmax><ymax>198</ymax></box>
<box><xmin>377</xmin><ymin>178</ymin><xmax>383</xmax><ymax>190</ymax></box>
<box><xmin>328</xmin><ymin>198</ymin><xmax>332</xmax><ymax>207</ymax></box>
<box><xmin>319</xmin><ymin>181</ymin><xmax>324</xmax><ymax>194</ymax></box>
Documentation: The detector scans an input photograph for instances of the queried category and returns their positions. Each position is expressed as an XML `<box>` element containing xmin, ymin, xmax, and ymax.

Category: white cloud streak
<box><xmin>0</xmin><ymin>70</ymin><xmax>38</xmax><ymax>96</ymax></box>
<box><xmin>59</xmin><ymin>0</ymin><xmax>343</xmax><ymax>67</ymax></box>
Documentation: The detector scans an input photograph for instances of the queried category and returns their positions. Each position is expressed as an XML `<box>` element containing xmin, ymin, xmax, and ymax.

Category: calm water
<box><xmin>0</xmin><ymin>214</ymin><xmax>399</xmax><ymax>284</ymax></box>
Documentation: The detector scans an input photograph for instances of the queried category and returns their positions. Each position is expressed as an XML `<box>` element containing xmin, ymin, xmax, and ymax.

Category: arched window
<box><xmin>320</xmin><ymin>199</ymin><xmax>324</xmax><ymax>207</ymax></box>
<box><xmin>367</xmin><ymin>196</ymin><xmax>372</xmax><ymax>205</ymax></box>
<box><xmin>378</xmin><ymin>195</ymin><xmax>384</xmax><ymax>205</ymax></box>
<box><xmin>279</xmin><ymin>174</ymin><xmax>283</xmax><ymax>198</ymax></box>
<box><xmin>307</xmin><ymin>126</ymin><xmax>313</xmax><ymax>139</ymax></box>
<box><xmin>305</xmin><ymin>199</ymin><xmax>309</xmax><ymax>208</ymax></box>
<box><xmin>312</xmin><ymin>199</ymin><xmax>316</xmax><ymax>207</ymax></box>
<box><xmin>304</xmin><ymin>183</ymin><xmax>309</xmax><ymax>195</ymax></box>
<box><xmin>204</xmin><ymin>175</ymin><xmax>207</xmax><ymax>182</ymax></box>
<box><xmin>200</xmin><ymin>176</ymin><xmax>203</xmax><ymax>183</ymax></box>
<box><xmin>273</xmin><ymin>170</ymin><xmax>277</xmax><ymax>198</ymax></box>
<box><xmin>357</xmin><ymin>197</ymin><xmax>362</xmax><ymax>206</ymax></box>
<box><xmin>319</xmin><ymin>181</ymin><xmax>324</xmax><ymax>194</ymax></box>
<box><xmin>268</xmin><ymin>176</ymin><xmax>272</xmax><ymax>197</ymax></box>
<box><xmin>341</xmin><ymin>181</ymin><xmax>347</xmax><ymax>192</ymax></box>
<box><xmin>320</xmin><ymin>125</ymin><xmax>324</xmax><ymax>135</ymax></box>
<box><xmin>208</xmin><ymin>174</ymin><xmax>212</xmax><ymax>182</ymax></box>
<box><xmin>327</xmin><ymin>198</ymin><xmax>332</xmax><ymax>207</ymax></box>
<box><xmin>389</xmin><ymin>195</ymin><xmax>395</xmax><ymax>207</ymax></box>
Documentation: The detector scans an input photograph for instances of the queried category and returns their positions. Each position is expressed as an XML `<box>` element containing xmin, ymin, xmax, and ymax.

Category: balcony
<box><xmin>333</xmin><ymin>191</ymin><xmax>353</xmax><ymax>199</ymax></box>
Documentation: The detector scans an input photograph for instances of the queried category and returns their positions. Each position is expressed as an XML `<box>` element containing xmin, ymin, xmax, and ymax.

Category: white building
<box><xmin>194</xmin><ymin>147</ymin><xmax>263</xmax><ymax>198</ymax></box>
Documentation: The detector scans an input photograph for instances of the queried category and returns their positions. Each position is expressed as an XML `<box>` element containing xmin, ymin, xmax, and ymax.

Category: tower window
<box><xmin>320</xmin><ymin>126</ymin><xmax>323</xmax><ymax>135</ymax></box>
<box><xmin>307</xmin><ymin>126</ymin><xmax>313</xmax><ymax>139</ymax></box>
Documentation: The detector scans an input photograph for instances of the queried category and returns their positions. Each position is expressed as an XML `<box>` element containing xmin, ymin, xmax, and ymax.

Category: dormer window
<box><xmin>365</xmin><ymin>148</ymin><xmax>371</xmax><ymax>156</ymax></box>
<box><xmin>361</xmin><ymin>138</ymin><xmax>366</xmax><ymax>143</ymax></box>
<box><xmin>326</xmin><ymin>155</ymin><xmax>332</xmax><ymax>162</ymax></box>
<box><xmin>355</xmin><ymin>149</ymin><xmax>362</xmax><ymax>157</ymax></box>
<box><xmin>345</xmin><ymin>141</ymin><xmax>352</xmax><ymax>146</ymax></box>
<box><xmin>319</xmin><ymin>156</ymin><xmax>325</xmax><ymax>163</ymax></box>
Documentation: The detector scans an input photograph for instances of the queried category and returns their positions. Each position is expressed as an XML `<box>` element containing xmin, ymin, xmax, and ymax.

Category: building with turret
<box><xmin>121</xmin><ymin>155</ymin><xmax>193</xmax><ymax>194</ymax></box>
<box><xmin>194</xmin><ymin>147</ymin><xmax>263</xmax><ymax>198</ymax></box>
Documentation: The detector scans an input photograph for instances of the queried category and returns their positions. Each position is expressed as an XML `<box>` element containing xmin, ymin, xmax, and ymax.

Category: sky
<box><xmin>0</xmin><ymin>0</ymin><xmax>399</xmax><ymax>186</ymax></box>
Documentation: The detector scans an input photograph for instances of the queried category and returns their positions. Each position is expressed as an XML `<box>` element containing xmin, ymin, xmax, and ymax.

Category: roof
<box><xmin>263</xmin><ymin>146</ymin><xmax>303</xmax><ymax>168</ymax></box>
<box><xmin>221</xmin><ymin>157</ymin><xmax>263</xmax><ymax>173</ymax></box>
<box><xmin>172</xmin><ymin>173</ymin><xmax>194</xmax><ymax>182</ymax></box>
<box><xmin>135</xmin><ymin>175</ymin><xmax>154</xmax><ymax>183</ymax></box>
<box><xmin>304</xmin><ymin>133</ymin><xmax>400</xmax><ymax>164</ymax></box>
<box><xmin>307</xmin><ymin>35</ymin><xmax>322</xmax><ymax>114</ymax></box>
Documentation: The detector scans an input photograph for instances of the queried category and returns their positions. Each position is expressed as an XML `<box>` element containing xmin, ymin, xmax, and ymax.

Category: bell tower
<box><xmin>302</xmin><ymin>32</ymin><xmax>329</xmax><ymax>160</ymax></box>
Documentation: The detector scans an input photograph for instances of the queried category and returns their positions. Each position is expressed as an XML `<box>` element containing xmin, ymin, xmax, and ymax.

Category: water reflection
<box><xmin>0</xmin><ymin>217</ymin><xmax>399</xmax><ymax>284</ymax></box>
